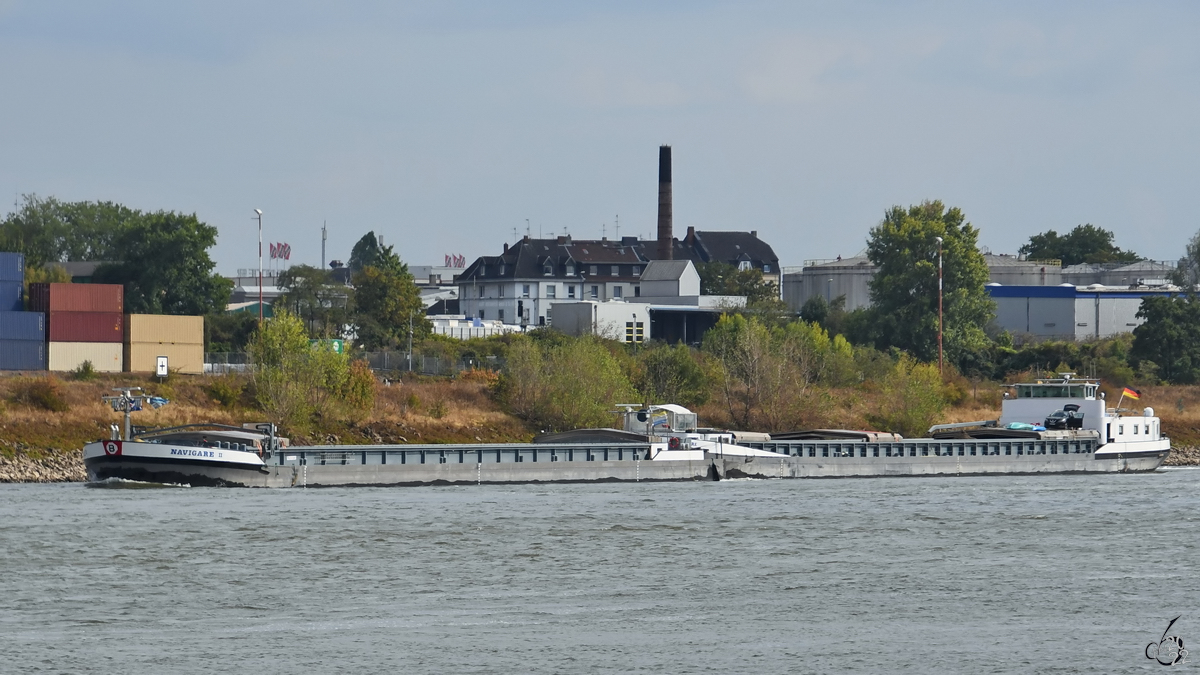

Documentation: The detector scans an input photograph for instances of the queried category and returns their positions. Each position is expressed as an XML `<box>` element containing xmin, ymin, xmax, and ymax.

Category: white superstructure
<box><xmin>998</xmin><ymin>374</ymin><xmax>1168</xmax><ymax>459</ymax></box>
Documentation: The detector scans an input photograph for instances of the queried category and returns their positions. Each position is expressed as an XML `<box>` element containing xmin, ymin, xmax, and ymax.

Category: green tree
<box><xmin>351</xmin><ymin>265</ymin><xmax>428</xmax><ymax>350</ymax></box>
<box><xmin>91</xmin><ymin>211</ymin><xmax>231</xmax><ymax>314</ymax></box>
<box><xmin>348</xmin><ymin>231</ymin><xmax>400</xmax><ymax>273</ymax></box>
<box><xmin>276</xmin><ymin>264</ymin><xmax>351</xmax><ymax>338</ymax></box>
<box><xmin>250</xmin><ymin>309</ymin><xmax>375</xmax><ymax>433</ymax></box>
<box><xmin>205</xmin><ymin>312</ymin><xmax>259</xmax><ymax>352</ymax></box>
<box><xmin>0</xmin><ymin>194</ymin><xmax>134</xmax><ymax>265</ymax></box>
<box><xmin>1131</xmin><ymin>294</ymin><xmax>1200</xmax><ymax>384</ymax></box>
<box><xmin>495</xmin><ymin>335</ymin><xmax>637</xmax><ymax>431</ymax></box>
<box><xmin>1018</xmin><ymin>224</ymin><xmax>1140</xmax><ymax>267</ymax></box>
<box><xmin>861</xmin><ymin>200</ymin><xmax>994</xmax><ymax>369</ymax></box>
<box><xmin>865</xmin><ymin>355</ymin><xmax>947</xmax><ymax>437</ymax></box>
<box><xmin>696</xmin><ymin>261</ymin><xmax>778</xmax><ymax>304</ymax></box>
<box><xmin>1168</xmin><ymin>228</ymin><xmax>1200</xmax><ymax>288</ymax></box>
<box><xmin>633</xmin><ymin>343</ymin><xmax>710</xmax><ymax>407</ymax></box>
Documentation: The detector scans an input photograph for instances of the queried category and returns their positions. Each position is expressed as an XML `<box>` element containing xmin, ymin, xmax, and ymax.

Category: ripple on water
<box><xmin>0</xmin><ymin>475</ymin><xmax>1197</xmax><ymax>674</ymax></box>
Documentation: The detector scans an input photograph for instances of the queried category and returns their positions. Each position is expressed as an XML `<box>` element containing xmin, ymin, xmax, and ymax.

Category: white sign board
<box><xmin>156</xmin><ymin>356</ymin><xmax>168</xmax><ymax>377</ymax></box>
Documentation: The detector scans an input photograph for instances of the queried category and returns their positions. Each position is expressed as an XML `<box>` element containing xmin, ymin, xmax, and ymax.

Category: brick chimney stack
<box><xmin>656</xmin><ymin>145</ymin><xmax>672</xmax><ymax>260</ymax></box>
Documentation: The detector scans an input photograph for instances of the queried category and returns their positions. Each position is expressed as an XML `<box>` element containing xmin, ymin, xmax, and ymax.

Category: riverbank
<box><xmin>2</xmin><ymin>372</ymin><xmax>1198</xmax><ymax>482</ymax></box>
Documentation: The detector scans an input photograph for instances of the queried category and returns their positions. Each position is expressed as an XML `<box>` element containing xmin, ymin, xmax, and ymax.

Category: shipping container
<box><xmin>0</xmin><ymin>311</ymin><xmax>46</xmax><ymax>341</ymax></box>
<box><xmin>124</xmin><ymin>314</ymin><xmax>204</xmax><ymax>345</ymax></box>
<box><xmin>124</xmin><ymin>342</ymin><xmax>204</xmax><ymax>374</ymax></box>
<box><xmin>48</xmin><ymin>311</ymin><xmax>124</xmax><ymax>343</ymax></box>
<box><xmin>0</xmin><ymin>252</ymin><xmax>24</xmax><ymax>282</ymax></box>
<box><xmin>28</xmin><ymin>283</ymin><xmax>123</xmax><ymax>313</ymax></box>
<box><xmin>0</xmin><ymin>339</ymin><xmax>46</xmax><ymax>371</ymax></box>
<box><xmin>0</xmin><ymin>280</ymin><xmax>23</xmax><ymax>311</ymax></box>
<box><xmin>48</xmin><ymin>341</ymin><xmax>123</xmax><ymax>372</ymax></box>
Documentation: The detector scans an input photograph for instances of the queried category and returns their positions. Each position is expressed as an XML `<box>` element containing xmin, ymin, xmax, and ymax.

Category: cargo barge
<box><xmin>84</xmin><ymin>375</ymin><xmax>1169</xmax><ymax>488</ymax></box>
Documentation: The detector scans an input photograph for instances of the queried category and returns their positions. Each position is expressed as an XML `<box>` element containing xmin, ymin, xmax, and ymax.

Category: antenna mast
<box><xmin>321</xmin><ymin>220</ymin><xmax>327</xmax><ymax>269</ymax></box>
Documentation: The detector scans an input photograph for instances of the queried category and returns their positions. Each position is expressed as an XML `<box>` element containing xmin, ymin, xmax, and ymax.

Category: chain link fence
<box><xmin>204</xmin><ymin>352</ymin><xmax>503</xmax><ymax>377</ymax></box>
<box><xmin>204</xmin><ymin>353</ymin><xmax>252</xmax><ymax>375</ymax></box>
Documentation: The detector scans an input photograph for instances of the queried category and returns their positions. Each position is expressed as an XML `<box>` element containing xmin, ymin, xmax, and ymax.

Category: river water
<box><xmin>2</xmin><ymin>471</ymin><xmax>1197</xmax><ymax>674</ymax></box>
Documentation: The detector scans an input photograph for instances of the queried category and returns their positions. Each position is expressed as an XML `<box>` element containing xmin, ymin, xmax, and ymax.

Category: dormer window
<box><xmin>738</xmin><ymin>261</ymin><xmax>751</xmax><ymax>271</ymax></box>
<box><xmin>633</xmin><ymin>266</ymin><xmax>641</xmax><ymax>276</ymax></box>
<box><xmin>590</xmin><ymin>265</ymin><xmax>598</xmax><ymax>276</ymax></box>
<box><xmin>566</xmin><ymin>264</ymin><xmax>575</xmax><ymax>275</ymax></box>
<box><xmin>611</xmin><ymin>265</ymin><xmax>619</xmax><ymax>276</ymax></box>
<box><xmin>543</xmin><ymin>265</ymin><xmax>553</xmax><ymax>275</ymax></box>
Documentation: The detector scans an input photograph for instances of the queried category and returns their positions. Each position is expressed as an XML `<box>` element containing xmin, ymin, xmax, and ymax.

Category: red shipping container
<box><xmin>48</xmin><ymin>311</ymin><xmax>125</xmax><ymax>343</ymax></box>
<box><xmin>28</xmin><ymin>283</ymin><xmax>123</xmax><ymax>313</ymax></box>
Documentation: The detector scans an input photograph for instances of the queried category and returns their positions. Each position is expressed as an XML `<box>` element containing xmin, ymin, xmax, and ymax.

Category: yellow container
<box><xmin>124</xmin><ymin>342</ymin><xmax>204</xmax><ymax>374</ymax></box>
<box><xmin>48</xmin><ymin>342</ymin><xmax>123</xmax><ymax>372</ymax></box>
<box><xmin>124</xmin><ymin>314</ymin><xmax>204</xmax><ymax>345</ymax></box>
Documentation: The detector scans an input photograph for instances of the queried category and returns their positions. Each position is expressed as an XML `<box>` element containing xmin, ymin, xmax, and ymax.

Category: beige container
<box><xmin>48</xmin><ymin>341</ymin><xmax>123</xmax><ymax>372</ymax></box>
<box><xmin>123</xmin><ymin>342</ymin><xmax>204</xmax><ymax>374</ymax></box>
<box><xmin>124</xmin><ymin>314</ymin><xmax>204</xmax><ymax>345</ymax></box>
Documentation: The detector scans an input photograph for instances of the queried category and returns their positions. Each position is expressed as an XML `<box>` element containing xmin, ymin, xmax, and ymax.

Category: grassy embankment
<box><xmin>2</xmin><ymin>372</ymin><xmax>1197</xmax><ymax>480</ymax></box>
<box><xmin>0</xmin><ymin>371</ymin><xmax>533</xmax><ymax>460</ymax></box>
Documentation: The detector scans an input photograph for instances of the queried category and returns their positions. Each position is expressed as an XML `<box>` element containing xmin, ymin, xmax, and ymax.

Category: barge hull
<box><xmin>85</xmin><ymin>456</ymin><xmax>271</xmax><ymax>487</ymax></box>
<box><xmin>263</xmin><ymin>458</ymin><xmax>712</xmax><ymax>488</ymax></box>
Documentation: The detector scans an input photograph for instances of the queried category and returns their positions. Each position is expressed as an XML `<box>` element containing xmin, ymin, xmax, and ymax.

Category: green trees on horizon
<box><xmin>851</xmin><ymin>200</ymin><xmax>995</xmax><ymax>373</ymax></box>
<box><xmin>1018</xmin><ymin>224</ymin><xmax>1141</xmax><ymax>267</ymax></box>
<box><xmin>0</xmin><ymin>194</ymin><xmax>231</xmax><ymax>315</ymax></box>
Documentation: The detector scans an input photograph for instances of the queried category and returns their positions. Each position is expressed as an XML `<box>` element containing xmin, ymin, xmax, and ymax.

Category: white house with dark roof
<box><xmin>456</xmin><ymin>235</ymin><xmax>650</xmax><ymax>327</ymax></box>
<box><xmin>457</xmin><ymin>230</ymin><xmax>781</xmax><ymax>328</ymax></box>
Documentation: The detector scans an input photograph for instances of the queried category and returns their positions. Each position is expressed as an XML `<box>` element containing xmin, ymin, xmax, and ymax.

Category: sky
<box><xmin>1</xmin><ymin>1</ymin><xmax>1197</xmax><ymax>274</ymax></box>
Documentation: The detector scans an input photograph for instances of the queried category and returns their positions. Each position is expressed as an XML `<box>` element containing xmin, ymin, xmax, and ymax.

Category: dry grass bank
<box><xmin>0</xmin><ymin>371</ymin><xmax>533</xmax><ymax>457</ymax></box>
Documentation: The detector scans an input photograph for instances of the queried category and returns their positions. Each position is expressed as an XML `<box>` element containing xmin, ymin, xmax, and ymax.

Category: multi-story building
<box><xmin>457</xmin><ymin>235</ymin><xmax>648</xmax><ymax>327</ymax></box>
<box><xmin>457</xmin><ymin>230</ymin><xmax>779</xmax><ymax>328</ymax></box>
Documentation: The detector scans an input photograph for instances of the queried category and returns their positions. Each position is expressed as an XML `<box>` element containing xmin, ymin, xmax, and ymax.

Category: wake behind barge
<box><xmin>85</xmin><ymin>376</ymin><xmax>1168</xmax><ymax>487</ymax></box>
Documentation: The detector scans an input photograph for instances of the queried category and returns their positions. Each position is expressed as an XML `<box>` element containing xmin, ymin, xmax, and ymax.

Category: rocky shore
<box><xmin>0</xmin><ymin>449</ymin><xmax>87</xmax><ymax>483</ymax></box>
<box><xmin>1163</xmin><ymin>445</ymin><xmax>1200</xmax><ymax>466</ymax></box>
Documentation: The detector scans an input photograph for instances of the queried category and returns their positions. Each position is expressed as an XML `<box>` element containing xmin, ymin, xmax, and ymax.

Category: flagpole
<box><xmin>1115</xmin><ymin>391</ymin><xmax>1125</xmax><ymax>411</ymax></box>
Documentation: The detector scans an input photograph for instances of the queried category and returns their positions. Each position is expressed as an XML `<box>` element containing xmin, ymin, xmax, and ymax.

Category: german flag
<box><xmin>1123</xmin><ymin>387</ymin><xmax>1141</xmax><ymax>400</ymax></box>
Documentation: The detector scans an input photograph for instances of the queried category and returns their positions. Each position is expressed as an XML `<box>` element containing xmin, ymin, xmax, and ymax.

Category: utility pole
<box><xmin>936</xmin><ymin>236</ymin><xmax>944</xmax><ymax>375</ymax></box>
<box><xmin>255</xmin><ymin>209</ymin><xmax>263</xmax><ymax>323</ymax></box>
<box><xmin>321</xmin><ymin>220</ymin><xmax>327</xmax><ymax>269</ymax></box>
<box><xmin>408</xmin><ymin>311</ymin><xmax>414</xmax><ymax>372</ymax></box>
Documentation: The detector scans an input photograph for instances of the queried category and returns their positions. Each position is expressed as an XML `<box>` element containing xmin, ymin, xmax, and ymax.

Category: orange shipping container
<box><xmin>124</xmin><ymin>314</ymin><xmax>204</xmax><ymax>345</ymax></box>
<box><xmin>48</xmin><ymin>311</ymin><xmax>124</xmax><ymax>342</ymax></box>
<box><xmin>124</xmin><ymin>342</ymin><xmax>204</xmax><ymax>374</ymax></box>
<box><xmin>29</xmin><ymin>283</ymin><xmax>123</xmax><ymax>313</ymax></box>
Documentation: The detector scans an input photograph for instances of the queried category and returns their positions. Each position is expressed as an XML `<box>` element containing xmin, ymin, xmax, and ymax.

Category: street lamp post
<box><xmin>935</xmin><ymin>236</ymin><xmax>943</xmax><ymax>375</ymax></box>
<box><xmin>255</xmin><ymin>209</ymin><xmax>263</xmax><ymax>323</ymax></box>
